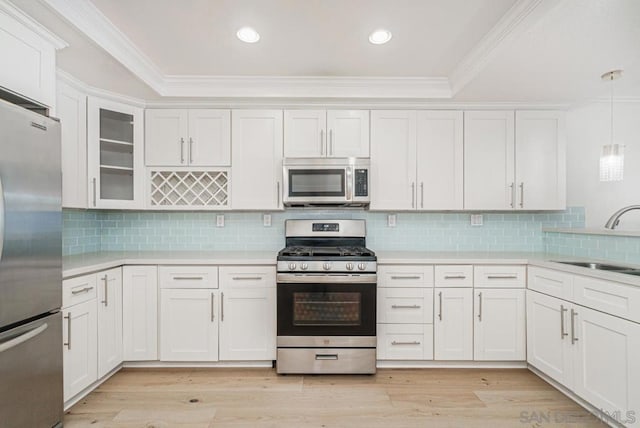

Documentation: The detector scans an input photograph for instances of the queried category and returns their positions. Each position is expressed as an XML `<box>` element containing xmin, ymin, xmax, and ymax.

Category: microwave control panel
<box><xmin>354</xmin><ymin>169</ymin><xmax>368</xmax><ymax>197</ymax></box>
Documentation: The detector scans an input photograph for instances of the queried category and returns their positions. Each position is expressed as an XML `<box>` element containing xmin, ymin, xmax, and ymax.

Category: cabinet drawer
<box><xmin>528</xmin><ymin>267</ymin><xmax>573</xmax><ymax>300</ymax></box>
<box><xmin>378</xmin><ymin>265</ymin><xmax>434</xmax><ymax>288</ymax></box>
<box><xmin>63</xmin><ymin>274</ymin><xmax>97</xmax><ymax>308</ymax></box>
<box><xmin>159</xmin><ymin>266</ymin><xmax>219</xmax><ymax>289</ymax></box>
<box><xmin>378</xmin><ymin>288</ymin><xmax>433</xmax><ymax>324</ymax></box>
<box><xmin>434</xmin><ymin>265</ymin><xmax>473</xmax><ymax>287</ymax></box>
<box><xmin>474</xmin><ymin>265</ymin><xmax>526</xmax><ymax>288</ymax></box>
<box><xmin>573</xmin><ymin>276</ymin><xmax>640</xmax><ymax>324</ymax></box>
<box><xmin>219</xmin><ymin>266</ymin><xmax>275</xmax><ymax>288</ymax></box>
<box><xmin>377</xmin><ymin>324</ymin><xmax>434</xmax><ymax>360</ymax></box>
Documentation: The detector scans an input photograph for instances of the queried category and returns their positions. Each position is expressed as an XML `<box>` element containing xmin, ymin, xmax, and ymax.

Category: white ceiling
<box><xmin>12</xmin><ymin>0</ymin><xmax>640</xmax><ymax>103</ymax></box>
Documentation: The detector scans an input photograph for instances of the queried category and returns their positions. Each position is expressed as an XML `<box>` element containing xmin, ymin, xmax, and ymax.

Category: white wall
<box><xmin>567</xmin><ymin>99</ymin><xmax>640</xmax><ymax>229</ymax></box>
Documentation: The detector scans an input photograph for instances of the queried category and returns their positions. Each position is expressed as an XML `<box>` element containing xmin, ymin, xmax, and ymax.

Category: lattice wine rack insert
<box><xmin>149</xmin><ymin>171</ymin><xmax>229</xmax><ymax>208</ymax></box>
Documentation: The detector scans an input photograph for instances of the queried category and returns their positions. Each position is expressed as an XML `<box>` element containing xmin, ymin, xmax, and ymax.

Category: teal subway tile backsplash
<box><xmin>63</xmin><ymin>207</ymin><xmax>587</xmax><ymax>256</ymax></box>
<box><xmin>544</xmin><ymin>232</ymin><xmax>640</xmax><ymax>264</ymax></box>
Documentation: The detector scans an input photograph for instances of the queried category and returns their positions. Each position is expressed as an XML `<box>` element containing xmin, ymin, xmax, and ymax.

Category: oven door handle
<box><xmin>277</xmin><ymin>273</ymin><xmax>377</xmax><ymax>284</ymax></box>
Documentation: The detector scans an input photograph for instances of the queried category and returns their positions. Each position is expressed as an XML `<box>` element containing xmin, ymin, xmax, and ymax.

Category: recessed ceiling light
<box><xmin>237</xmin><ymin>27</ymin><xmax>260</xmax><ymax>43</ymax></box>
<box><xmin>369</xmin><ymin>29</ymin><xmax>392</xmax><ymax>45</ymax></box>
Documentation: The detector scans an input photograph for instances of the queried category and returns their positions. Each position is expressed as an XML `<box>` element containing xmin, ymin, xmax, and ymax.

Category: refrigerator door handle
<box><xmin>0</xmin><ymin>175</ymin><xmax>4</xmax><ymax>262</ymax></box>
<box><xmin>0</xmin><ymin>323</ymin><xmax>48</xmax><ymax>354</ymax></box>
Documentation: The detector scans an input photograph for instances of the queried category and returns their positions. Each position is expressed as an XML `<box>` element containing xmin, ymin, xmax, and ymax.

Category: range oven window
<box><xmin>288</xmin><ymin>169</ymin><xmax>345</xmax><ymax>197</ymax></box>
<box><xmin>277</xmin><ymin>282</ymin><xmax>375</xmax><ymax>337</ymax></box>
<box><xmin>293</xmin><ymin>292</ymin><xmax>361</xmax><ymax>326</ymax></box>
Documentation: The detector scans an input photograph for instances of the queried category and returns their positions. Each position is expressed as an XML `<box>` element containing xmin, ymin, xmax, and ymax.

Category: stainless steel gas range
<box><xmin>276</xmin><ymin>219</ymin><xmax>377</xmax><ymax>374</ymax></box>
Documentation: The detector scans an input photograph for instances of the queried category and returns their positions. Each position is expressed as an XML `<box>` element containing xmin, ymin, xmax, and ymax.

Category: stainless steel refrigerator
<box><xmin>0</xmin><ymin>98</ymin><xmax>63</xmax><ymax>427</ymax></box>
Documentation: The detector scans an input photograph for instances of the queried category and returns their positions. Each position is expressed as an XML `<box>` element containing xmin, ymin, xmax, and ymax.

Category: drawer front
<box><xmin>377</xmin><ymin>324</ymin><xmax>433</xmax><ymax>360</ymax></box>
<box><xmin>277</xmin><ymin>348</ymin><xmax>376</xmax><ymax>374</ymax></box>
<box><xmin>378</xmin><ymin>265</ymin><xmax>434</xmax><ymax>288</ymax></box>
<box><xmin>378</xmin><ymin>288</ymin><xmax>433</xmax><ymax>324</ymax></box>
<box><xmin>434</xmin><ymin>265</ymin><xmax>473</xmax><ymax>287</ymax></box>
<box><xmin>474</xmin><ymin>265</ymin><xmax>526</xmax><ymax>288</ymax></box>
<box><xmin>528</xmin><ymin>267</ymin><xmax>573</xmax><ymax>300</ymax></box>
<box><xmin>573</xmin><ymin>275</ymin><xmax>640</xmax><ymax>323</ymax></box>
<box><xmin>159</xmin><ymin>266</ymin><xmax>219</xmax><ymax>289</ymax></box>
<box><xmin>63</xmin><ymin>274</ymin><xmax>98</xmax><ymax>308</ymax></box>
<box><xmin>219</xmin><ymin>266</ymin><xmax>275</xmax><ymax>288</ymax></box>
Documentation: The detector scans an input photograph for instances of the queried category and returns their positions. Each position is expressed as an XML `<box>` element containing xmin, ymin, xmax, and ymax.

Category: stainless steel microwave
<box><xmin>283</xmin><ymin>158</ymin><xmax>370</xmax><ymax>207</ymax></box>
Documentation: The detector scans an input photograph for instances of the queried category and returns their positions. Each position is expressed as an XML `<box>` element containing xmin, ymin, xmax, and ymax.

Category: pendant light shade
<box><xmin>599</xmin><ymin>69</ymin><xmax>624</xmax><ymax>182</ymax></box>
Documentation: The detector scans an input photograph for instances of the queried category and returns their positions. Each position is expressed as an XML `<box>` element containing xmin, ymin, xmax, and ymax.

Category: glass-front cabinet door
<box><xmin>87</xmin><ymin>97</ymin><xmax>144</xmax><ymax>209</ymax></box>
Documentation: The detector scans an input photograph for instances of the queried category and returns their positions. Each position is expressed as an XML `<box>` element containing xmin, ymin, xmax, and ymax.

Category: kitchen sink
<box><xmin>552</xmin><ymin>261</ymin><xmax>640</xmax><ymax>276</ymax></box>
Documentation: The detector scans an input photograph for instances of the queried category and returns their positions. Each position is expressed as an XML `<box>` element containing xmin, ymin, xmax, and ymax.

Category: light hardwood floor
<box><xmin>65</xmin><ymin>368</ymin><xmax>605</xmax><ymax>427</ymax></box>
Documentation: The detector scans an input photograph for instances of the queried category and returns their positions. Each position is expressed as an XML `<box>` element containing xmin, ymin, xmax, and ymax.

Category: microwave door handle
<box><xmin>346</xmin><ymin>167</ymin><xmax>353</xmax><ymax>201</ymax></box>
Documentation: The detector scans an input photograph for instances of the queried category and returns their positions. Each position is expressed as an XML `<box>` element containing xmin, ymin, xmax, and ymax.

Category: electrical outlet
<box><xmin>387</xmin><ymin>214</ymin><xmax>397</xmax><ymax>227</ymax></box>
<box><xmin>263</xmin><ymin>214</ymin><xmax>272</xmax><ymax>227</ymax></box>
<box><xmin>216</xmin><ymin>214</ymin><xmax>225</xmax><ymax>227</ymax></box>
<box><xmin>470</xmin><ymin>214</ymin><xmax>483</xmax><ymax>226</ymax></box>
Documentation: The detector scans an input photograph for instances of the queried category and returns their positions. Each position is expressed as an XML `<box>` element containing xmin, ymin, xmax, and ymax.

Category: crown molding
<box><xmin>42</xmin><ymin>0</ymin><xmax>165</xmax><ymax>91</ymax></box>
<box><xmin>1</xmin><ymin>0</ymin><xmax>68</xmax><ymax>48</ymax></box>
<box><xmin>57</xmin><ymin>69</ymin><xmax>146</xmax><ymax>107</ymax></box>
<box><xmin>449</xmin><ymin>0</ymin><xmax>561</xmax><ymax>96</ymax></box>
<box><xmin>161</xmin><ymin>75</ymin><xmax>452</xmax><ymax>99</ymax></box>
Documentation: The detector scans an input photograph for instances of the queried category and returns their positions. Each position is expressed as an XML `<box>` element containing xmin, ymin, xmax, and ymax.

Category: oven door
<box><xmin>283</xmin><ymin>165</ymin><xmax>350</xmax><ymax>205</ymax></box>
<box><xmin>277</xmin><ymin>274</ymin><xmax>376</xmax><ymax>338</ymax></box>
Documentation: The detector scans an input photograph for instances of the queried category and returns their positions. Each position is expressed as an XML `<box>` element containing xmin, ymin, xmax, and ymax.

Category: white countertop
<box><xmin>63</xmin><ymin>250</ymin><xmax>640</xmax><ymax>287</ymax></box>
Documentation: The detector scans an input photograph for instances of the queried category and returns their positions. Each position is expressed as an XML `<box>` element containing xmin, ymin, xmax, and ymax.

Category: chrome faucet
<box><xmin>604</xmin><ymin>205</ymin><xmax>640</xmax><ymax>229</ymax></box>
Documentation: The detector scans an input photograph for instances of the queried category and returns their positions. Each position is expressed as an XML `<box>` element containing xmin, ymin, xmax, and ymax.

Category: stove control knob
<box><xmin>346</xmin><ymin>263</ymin><xmax>354</xmax><ymax>271</ymax></box>
<box><xmin>288</xmin><ymin>263</ymin><xmax>297</xmax><ymax>271</ymax></box>
<box><xmin>357</xmin><ymin>263</ymin><xmax>367</xmax><ymax>271</ymax></box>
<box><xmin>323</xmin><ymin>262</ymin><xmax>332</xmax><ymax>271</ymax></box>
<box><xmin>301</xmin><ymin>263</ymin><xmax>308</xmax><ymax>271</ymax></box>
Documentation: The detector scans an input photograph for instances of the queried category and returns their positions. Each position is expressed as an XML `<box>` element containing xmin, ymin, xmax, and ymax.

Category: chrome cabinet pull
<box><xmin>477</xmin><ymin>292</ymin><xmax>483</xmax><ymax>321</ymax></box>
<box><xmin>211</xmin><ymin>293</ymin><xmax>216</xmax><ymax>322</ymax></box>
<box><xmin>444</xmin><ymin>275</ymin><xmax>466</xmax><ymax>280</ymax></box>
<box><xmin>232</xmin><ymin>276</ymin><xmax>262</xmax><ymax>281</ymax></box>
<box><xmin>71</xmin><ymin>286</ymin><xmax>94</xmax><ymax>295</ymax></box>
<box><xmin>391</xmin><ymin>304</ymin><xmax>421</xmax><ymax>309</ymax></box>
<box><xmin>420</xmin><ymin>182</ymin><xmax>424</xmax><ymax>208</ymax></box>
<box><xmin>92</xmin><ymin>178</ymin><xmax>97</xmax><ymax>207</ymax></box>
<box><xmin>329</xmin><ymin>129</ymin><xmax>334</xmax><ymax>156</ymax></box>
<box><xmin>391</xmin><ymin>341</ymin><xmax>421</xmax><ymax>346</ymax></box>
<box><xmin>390</xmin><ymin>275</ymin><xmax>421</xmax><ymax>280</ymax></box>
<box><xmin>519</xmin><ymin>182</ymin><xmax>524</xmax><ymax>208</ymax></box>
<box><xmin>64</xmin><ymin>313</ymin><xmax>71</xmax><ymax>350</ymax></box>
<box><xmin>487</xmin><ymin>275</ymin><xmax>518</xmax><ymax>279</ymax></box>
<box><xmin>189</xmin><ymin>137</ymin><xmax>194</xmax><ymax>163</ymax></box>
<box><xmin>315</xmin><ymin>354</ymin><xmax>338</xmax><ymax>360</ymax></box>
<box><xmin>320</xmin><ymin>129</ymin><xmax>324</xmax><ymax>155</ymax></box>
<box><xmin>101</xmin><ymin>275</ymin><xmax>108</xmax><ymax>306</ymax></box>
<box><xmin>173</xmin><ymin>276</ymin><xmax>204</xmax><ymax>281</ymax></box>
<box><xmin>560</xmin><ymin>305</ymin><xmax>568</xmax><ymax>339</ymax></box>
<box><xmin>571</xmin><ymin>309</ymin><xmax>578</xmax><ymax>344</ymax></box>
<box><xmin>221</xmin><ymin>292</ymin><xmax>224</xmax><ymax>322</ymax></box>
<box><xmin>277</xmin><ymin>182</ymin><xmax>281</xmax><ymax>206</ymax></box>
<box><xmin>180</xmin><ymin>138</ymin><xmax>185</xmax><ymax>163</ymax></box>
<box><xmin>411</xmin><ymin>182</ymin><xmax>415</xmax><ymax>208</ymax></box>
<box><xmin>509</xmin><ymin>182</ymin><xmax>515</xmax><ymax>208</ymax></box>
<box><xmin>438</xmin><ymin>291</ymin><xmax>443</xmax><ymax>321</ymax></box>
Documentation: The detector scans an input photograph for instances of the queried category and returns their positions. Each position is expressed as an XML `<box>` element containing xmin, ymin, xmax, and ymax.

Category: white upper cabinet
<box><xmin>464</xmin><ymin>110</ymin><xmax>566</xmax><ymax>211</ymax></box>
<box><xmin>371</xmin><ymin>110</ymin><xmax>462</xmax><ymax>211</ymax></box>
<box><xmin>87</xmin><ymin>96</ymin><xmax>144</xmax><ymax>209</ymax></box>
<box><xmin>515</xmin><ymin>111</ymin><xmax>566</xmax><ymax>210</ymax></box>
<box><xmin>416</xmin><ymin>111</ymin><xmax>463</xmax><ymax>210</ymax></box>
<box><xmin>370</xmin><ymin>110</ymin><xmax>417</xmax><ymax>211</ymax></box>
<box><xmin>145</xmin><ymin>109</ymin><xmax>230</xmax><ymax>167</ymax></box>
<box><xmin>284</xmin><ymin>110</ymin><xmax>369</xmax><ymax>158</ymax></box>
<box><xmin>231</xmin><ymin>109</ymin><xmax>284</xmax><ymax>210</ymax></box>
<box><xmin>57</xmin><ymin>79</ymin><xmax>87</xmax><ymax>209</ymax></box>
<box><xmin>464</xmin><ymin>111</ymin><xmax>515</xmax><ymax>210</ymax></box>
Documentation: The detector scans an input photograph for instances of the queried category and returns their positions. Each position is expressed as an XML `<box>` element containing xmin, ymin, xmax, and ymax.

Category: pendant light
<box><xmin>599</xmin><ymin>69</ymin><xmax>624</xmax><ymax>182</ymax></box>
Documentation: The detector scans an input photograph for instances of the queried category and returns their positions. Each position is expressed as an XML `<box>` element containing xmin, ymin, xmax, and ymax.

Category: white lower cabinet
<box><xmin>123</xmin><ymin>266</ymin><xmax>158</xmax><ymax>361</ymax></box>
<box><xmin>218</xmin><ymin>266</ymin><xmax>276</xmax><ymax>361</ymax></box>
<box><xmin>434</xmin><ymin>288</ymin><xmax>473</xmax><ymax>360</ymax></box>
<box><xmin>62</xmin><ymin>298</ymin><xmax>97</xmax><ymax>402</ymax></box>
<box><xmin>474</xmin><ymin>289</ymin><xmax>525</xmax><ymax>361</ymax></box>
<box><xmin>96</xmin><ymin>267</ymin><xmax>123</xmax><ymax>378</ymax></box>
<box><xmin>377</xmin><ymin>324</ymin><xmax>433</xmax><ymax>360</ymax></box>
